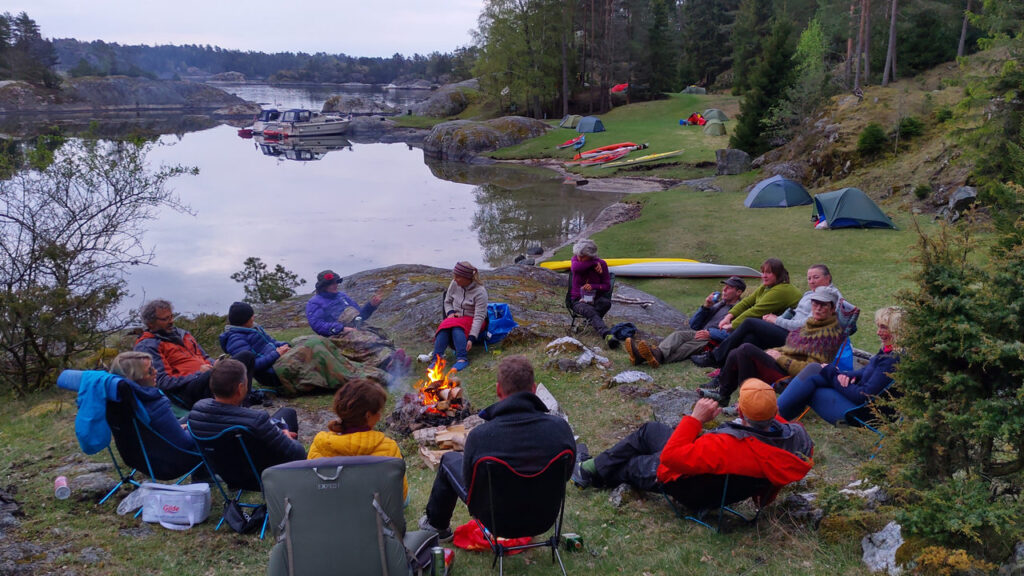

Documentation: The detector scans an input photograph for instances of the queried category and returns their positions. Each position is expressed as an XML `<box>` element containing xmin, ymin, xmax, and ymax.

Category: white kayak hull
<box><xmin>607</xmin><ymin>262</ymin><xmax>761</xmax><ymax>278</ymax></box>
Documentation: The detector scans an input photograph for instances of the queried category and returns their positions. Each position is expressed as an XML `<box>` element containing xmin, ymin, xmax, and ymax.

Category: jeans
<box><xmin>712</xmin><ymin>318</ymin><xmax>790</xmax><ymax>365</ymax></box>
<box><xmin>776</xmin><ymin>363</ymin><xmax>826</xmax><ymax>420</ymax></box>
<box><xmin>424</xmin><ymin>452</ymin><xmax>469</xmax><ymax>529</ymax></box>
<box><xmin>433</xmin><ymin>327</ymin><xmax>468</xmax><ymax>360</ymax></box>
<box><xmin>718</xmin><ymin>343</ymin><xmax>787</xmax><ymax>405</ymax></box>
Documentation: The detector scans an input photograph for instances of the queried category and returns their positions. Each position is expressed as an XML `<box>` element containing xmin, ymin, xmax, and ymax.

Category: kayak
<box><xmin>608</xmin><ymin>262</ymin><xmax>761</xmax><ymax>278</ymax></box>
<box><xmin>573</xmin><ymin>142</ymin><xmax>646</xmax><ymax>160</ymax></box>
<box><xmin>601</xmin><ymin>148</ymin><xmax>685</xmax><ymax>169</ymax></box>
<box><xmin>557</xmin><ymin>134</ymin><xmax>584</xmax><ymax>149</ymax></box>
<box><xmin>564</xmin><ymin>148</ymin><xmax>630</xmax><ymax>166</ymax></box>
<box><xmin>540</xmin><ymin>258</ymin><xmax>699</xmax><ymax>271</ymax></box>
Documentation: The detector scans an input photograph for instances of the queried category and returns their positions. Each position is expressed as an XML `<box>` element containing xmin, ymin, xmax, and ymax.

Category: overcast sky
<box><xmin>8</xmin><ymin>0</ymin><xmax>482</xmax><ymax>57</ymax></box>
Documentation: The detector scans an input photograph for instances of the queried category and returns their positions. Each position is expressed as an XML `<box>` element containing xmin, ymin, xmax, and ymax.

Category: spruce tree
<box><xmin>731</xmin><ymin>0</ymin><xmax>774</xmax><ymax>94</ymax></box>
<box><xmin>730</xmin><ymin>19</ymin><xmax>795</xmax><ymax>155</ymax></box>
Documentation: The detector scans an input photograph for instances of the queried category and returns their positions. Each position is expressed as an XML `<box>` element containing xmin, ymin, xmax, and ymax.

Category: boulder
<box><xmin>322</xmin><ymin>94</ymin><xmax>398</xmax><ymax>115</ymax></box>
<box><xmin>862</xmin><ymin>521</ymin><xmax>904</xmax><ymax>575</ymax></box>
<box><xmin>646</xmin><ymin>387</ymin><xmax>700</xmax><ymax>426</ymax></box>
<box><xmin>410</xmin><ymin>79</ymin><xmax>479</xmax><ymax>118</ymax></box>
<box><xmin>423</xmin><ymin>117</ymin><xmax>550</xmax><ymax>162</ymax></box>
<box><xmin>715</xmin><ymin>148</ymin><xmax>751</xmax><ymax>175</ymax></box>
<box><xmin>1001</xmin><ymin>541</ymin><xmax>1024</xmax><ymax>576</ymax></box>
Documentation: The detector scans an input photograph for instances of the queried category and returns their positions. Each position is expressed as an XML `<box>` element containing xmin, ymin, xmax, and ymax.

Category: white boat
<box><xmin>250</xmin><ymin>108</ymin><xmax>282</xmax><ymax>134</ymax></box>
<box><xmin>606</xmin><ymin>261</ymin><xmax>761</xmax><ymax>278</ymax></box>
<box><xmin>263</xmin><ymin>109</ymin><xmax>351</xmax><ymax>138</ymax></box>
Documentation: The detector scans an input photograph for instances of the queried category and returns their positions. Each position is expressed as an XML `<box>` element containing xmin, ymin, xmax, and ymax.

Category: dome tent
<box><xmin>744</xmin><ymin>175</ymin><xmax>812</xmax><ymax>208</ymax></box>
<box><xmin>576</xmin><ymin>116</ymin><xmax>606</xmax><ymax>133</ymax></box>
<box><xmin>813</xmin><ymin>187</ymin><xmax>895</xmax><ymax>229</ymax></box>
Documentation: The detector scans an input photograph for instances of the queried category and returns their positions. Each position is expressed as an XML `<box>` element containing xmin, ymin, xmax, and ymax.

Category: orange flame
<box><xmin>417</xmin><ymin>358</ymin><xmax>460</xmax><ymax>413</ymax></box>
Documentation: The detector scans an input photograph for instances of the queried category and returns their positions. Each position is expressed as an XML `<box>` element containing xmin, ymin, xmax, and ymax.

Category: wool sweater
<box><xmin>727</xmin><ymin>282</ymin><xmax>803</xmax><ymax>329</ymax></box>
<box><xmin>442</xmin><ymin>280</ymin><xmax>488</xmax><ymax>339</ymax></box>
<box><xmin>307</xmin><ymin>429</ymin><xmax>407</xmax><ymax>498</ymax></box>
<box><xmin>773</xmin><ymin>315</ymin><xmax>846</xmax><ymax>376</ymax></box>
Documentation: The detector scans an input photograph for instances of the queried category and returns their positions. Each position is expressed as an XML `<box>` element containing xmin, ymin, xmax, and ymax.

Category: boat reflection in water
<box><xmin>252</xmin><ymin>134</ymin><xmax>353</xmax><ymax>162</ymax></box>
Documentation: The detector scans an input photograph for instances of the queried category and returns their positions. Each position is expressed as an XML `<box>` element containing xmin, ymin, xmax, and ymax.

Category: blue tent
<box><xmin>744</xmin><ymin>175</ymin><xmax>812</xmax><ymax>208</ymax></box>
<box><xmin>576</xmin><ymin>116</ymin><xmax>606</xmax><ymax>133</ymax></box>
<box><xmin>813</xmin><ymin>188</ymin><xmax>895</xmax><ymax>229</ymax></box>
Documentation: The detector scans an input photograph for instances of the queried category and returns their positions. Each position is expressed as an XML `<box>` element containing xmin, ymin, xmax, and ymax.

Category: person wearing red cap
<box><xmin>305</xmin><ymin>270</ymin><xmax>382</xmax><ymax>337</ymax></box>
<box><xmin>571</xmin><ymin>379</ymin><xmax>813</xmax><ymax>509</ymax></box>
<box><xmin>430</xmin><ymin>262</ymin><xmax>488</xmax><ymax>372</ymax></box>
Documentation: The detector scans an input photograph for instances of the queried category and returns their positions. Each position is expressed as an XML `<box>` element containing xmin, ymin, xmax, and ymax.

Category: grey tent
<box><xmin>577</xmin><ymin>116</ymin><xmax>606</xmax><ymax>133</ymax></box>
<box><xmin>703</xmin><ymin>120</ymin><xmax>726</xmax><ymax>136</ymax></box>
<box><xmin>744</xmin><ymin>175</ymin><xmax>812</xmax><ymax>208</ymax></box>
<box><xmin>681</xmin><ymin>86</ymin><xmax>707</xmax><ymax>94</ymax></box>
<box><xmin>703</xmin><ymin>108</ymin><xmax>729</xmax><ymax>122</ymax></box>
<box><xmin>559</xmin><ymin>114</ymin><xmax>582</xmax><ymax>128</ymax></box>
<box><xmin>813</xmin><ymin>187</ymin><xmax>895</xmax><ymax>229</ymax></box>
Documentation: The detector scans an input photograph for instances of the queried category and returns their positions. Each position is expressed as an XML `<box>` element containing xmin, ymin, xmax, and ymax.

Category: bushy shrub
<box><xmin>898</xmin><ymin>116</ymin><xmax>925</xmax><ymax>138</ymax></box>
<box><xmin>913</xmin><ymin>184</ymin><xmax>932</xmax><ymax>200</ymax></box>
<box><xmin>934</xmin><ymin>107</ymin><xmax>953</xmax><ymax>122</ymax></box>
<box><xmin>857</xmin><ymin>123</ymin><xmax>888</xmax><ymax>156</ymax></box>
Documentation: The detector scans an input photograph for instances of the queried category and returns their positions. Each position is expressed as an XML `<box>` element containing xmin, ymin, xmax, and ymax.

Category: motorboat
<box><xmin>250</xmin><ymin>109</ymin><xmax>282</xmax><ymax>134</ymax></box>
<box><xmin>262</xmin><ymin>109</ymin><xmax>351</xmax><ymax>138</ymax></box>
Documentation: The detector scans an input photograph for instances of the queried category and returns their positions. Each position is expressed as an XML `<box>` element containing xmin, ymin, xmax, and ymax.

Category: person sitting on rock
<box><xmin>571</xmin><ymin>379</ymin><xmax>813</xmax><ymax>511</ymax></box>
<box><xmin>430</xmin><ymin>262</ymin><xmax>488</xmax><ymax>372</ymax></box>
<box><xmin>625</xmin><ymin>276</ymin><xmax>746</xmax><ymax>367</ymax></box>
<box><xmin>569</xmin><ymin>239</ymin><xmax>620</xmax><ymax>349</ymax></box>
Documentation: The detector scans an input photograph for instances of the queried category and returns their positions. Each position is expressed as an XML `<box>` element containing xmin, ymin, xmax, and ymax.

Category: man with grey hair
<box><xmin>133</xmin><ymin>299</ymin><xmax>214</xmax><ymax>409</ymax></box>
<box><xmin>569</xmin><ymin>238</ymin><xmax>619</xmax><ymax>349</ymax></box>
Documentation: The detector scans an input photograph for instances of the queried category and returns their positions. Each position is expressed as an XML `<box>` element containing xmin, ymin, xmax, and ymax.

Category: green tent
<box><xmin>703</xmin><ymin>120</ymin><xmax>726</xmax><ymax>136</ymax></box>
<box><xmin>813</xmin><ymin>187</ymin><xmax>895</xmax><ymax>229</ymax></box>
<box><xmin>744</xmin><ymin>175</ymin><xmax>812</xmax><ymax>208</ymax></box>
<box><xmin>576</xmin><ymin>116</ymin><xmax>606</xmax><ymax>133</ymax></box>
<box><xmin>703</xmin><ymin>108</ymin><xmax>729</xmax><ymax>122</ymax></box>
<box><xmin>559</xmin><ymin>114</ymin><xmax>582</xmax><ymax>128</ymax></box>
<box><xmin>681</xmin><ymin>86</ymin><xmax>706</xmax><ymax>94</ymax></box>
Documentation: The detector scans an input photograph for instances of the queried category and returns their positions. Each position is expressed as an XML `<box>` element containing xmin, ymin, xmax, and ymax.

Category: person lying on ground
<box><xmin>134</xmin><ymin>299</ymin><xmax>215</xmax><ymax>410</ymax></box>
<box><xmin>430</xmin><ymin>261</ymin><xmax>488</xmax><ymax>372</ymax></box>
<box><xmin>571</xmin><ymin>379</ymin><xmax>813</xmax><ymax>510</ymax></box>
<box><xmin>694</xmin><ymin>264</ymin><xmax>841</xmax><ymax>368</ymax></box>
<box><xmin>569</xmin><ymin>239</ymin><xmax>620</xmax><ymax>350</ymax></box>
<box><xmin>188</xmin><ymin>358</ymin><xmax>306</xmax><ymax>468</ymax></box>
<box><xmin>625</xmin><ymin>276</ymin><xmax>746</xmax><ymax>367</ymax></box>
<box><xmin>307</xmin><ymin>378</ymin><xmax>407</xmax><ymax>499</ymax></box>
<box><xmin>703</xmin><ymin>286</ymin><xmax>846</xmax><ymax>409</ymax></box>
<box><xmin>777</xmin><ymin>306</ymin><xmax>904</xmax><ymax>422</ymax></box>
<box><xmin>417</xmin><ymin>355</ymin><xmax>576</xmax><ymax>541</ymax></box>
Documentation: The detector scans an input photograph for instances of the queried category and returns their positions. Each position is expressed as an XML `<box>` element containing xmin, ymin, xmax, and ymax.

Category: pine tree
<box><xmin>730</xmin><ymin>19</ymin><xmax>795</xmax><ymax>155</ymax></box>
<box><xmin>731</xmin><ymin>0</ymin><xmax>774</xmax><ymax>94</ymax></box>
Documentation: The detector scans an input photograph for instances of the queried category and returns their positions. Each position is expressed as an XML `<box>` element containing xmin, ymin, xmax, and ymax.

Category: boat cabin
<box><xmin>281</xmin><ymin>109</ymin><xmax>314</xmax><ymax>123</ymax></box>
<box><xmin>254</xmin><ymin>109</ymin><xmax>281</xmax><ymax>122</ymax></box>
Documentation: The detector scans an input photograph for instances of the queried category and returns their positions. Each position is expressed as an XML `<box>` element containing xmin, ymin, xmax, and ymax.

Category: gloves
<box><xmin>467</xmin><ymin>335</ymin><xmax>480</xmax><ymax>345</ymax></box>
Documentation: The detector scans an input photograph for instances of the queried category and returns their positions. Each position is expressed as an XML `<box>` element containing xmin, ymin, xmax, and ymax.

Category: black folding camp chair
<box><xmin>466</xmin><ymin>450</ymin><xmax>575</xmax><ymax>576</ymax></box>
<box><xmin>565</xmin><ymin>269</ymin><xmax>615</xmax><ymax>334</ymax></box>
<box><xmin>660</xmin><ymin>474</ymin><xmax>776</xmax><ymax>533</ymax></box>
<box><xmin>188</xmin><ymin>424</ymin><xmax>271</xmax><ymax>538</ymax></box>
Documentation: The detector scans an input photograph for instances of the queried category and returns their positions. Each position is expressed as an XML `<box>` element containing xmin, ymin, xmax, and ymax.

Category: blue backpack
<box><xmin>484</xmin><ymin>303</ymin><xmax>517</xmax><ymax>348</ymax></box>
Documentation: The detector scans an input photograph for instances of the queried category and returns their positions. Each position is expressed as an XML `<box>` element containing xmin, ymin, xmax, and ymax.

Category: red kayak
<box><xmin>557</xmin><ymin>134</ymin><xmax>584</xmax><ymax>149</ymax></box>
<box><xmin>237</xmin><ymin>128</ymin><xmax>254</xmax><ymax>138</ymax></box>
<box><xmin>573</xmin><ymin>142</ymin><xmax>646</xmax><ymax>160</ymax></box>
<box><xmin>565</xmin><ymin>148</ymin><xmax>630</xmax><ymax>166</ymax></box>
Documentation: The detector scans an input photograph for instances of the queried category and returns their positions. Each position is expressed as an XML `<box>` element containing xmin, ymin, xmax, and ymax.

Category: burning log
<box><xmin>385</xmin><ymin>358</ymin><xmax>473</xmax><ymax>435</ymax></box>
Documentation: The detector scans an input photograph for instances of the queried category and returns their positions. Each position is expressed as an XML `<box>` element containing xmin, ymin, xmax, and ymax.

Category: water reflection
<box><xmin>212</xmin><ymin>82</ymin><xmax>425</xmax><ymax>111</ymax></box>
<box><xmin>250</xmin><ymin>134</ymin><xmax>353</xmax><ymax>162</ymax></box>
<box><xmin>0</xmin><ymin>111</ymin><xmax>221</xmax><ymax>140</ymax></box>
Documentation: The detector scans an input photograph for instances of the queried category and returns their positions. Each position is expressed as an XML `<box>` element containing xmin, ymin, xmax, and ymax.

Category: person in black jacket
<box><xmin>187</xmin><ymin>359</ymin><xmax>306</xmax><ymax>468</ymax></box>
<box><xmin>418</xmin><ymin>355</ymin><xmax>576</xmax><ymax>541</ymax></box>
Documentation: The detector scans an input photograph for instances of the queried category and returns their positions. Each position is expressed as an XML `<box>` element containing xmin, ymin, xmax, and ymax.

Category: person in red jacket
<box><xmin>134</xmin><ymin>299</ymin><xmax>215</xmax><ymax>410</ymax></box>
<box><xmin>571</xmin><ymin>379</ymin><xmax>813</xmax><ymax>507</ymax></box>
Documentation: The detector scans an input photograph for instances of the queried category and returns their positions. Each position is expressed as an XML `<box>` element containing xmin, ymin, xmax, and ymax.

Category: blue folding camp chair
<box><xmin>188</xmin><ymin>424</ymin><xmax>271</xmax><ymax>538</ymax></box>
<box><xmin>801</xmin><ymin>379</ymin><xmax>896</xmax><ymax>458</ymax></box>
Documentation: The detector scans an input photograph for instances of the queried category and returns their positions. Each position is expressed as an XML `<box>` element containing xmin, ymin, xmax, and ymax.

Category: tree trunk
<box><xmin>863</xmin><ymin>0</ymin><xmax>871</xmax><ymax>82</ymax></box>
<box><xmin>561</xmin><ymin>28</ymin><xmax>569</xmax><ymax>116</ymax></box>
<box><xmin>846</xmin><ymin>1</ymin><xmax>856</xmax><ymax>85</ymax></box>
<box><xmin>853</xmin><ymin>0</ymin><xmax>866</xmax><ymax>89</ymax></box>
<box><xmin>957</xmin><ymin>0</ymin><xmax>972</xmax><ymax>58</ymax></box>
<box><xmin>882</xmin><ymin>0</ymin><xmax>898</xmax><ymax>86</ymax></box>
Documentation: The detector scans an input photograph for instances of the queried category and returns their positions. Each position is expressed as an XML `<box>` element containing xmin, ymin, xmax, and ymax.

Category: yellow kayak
<box><xmin>539</xmin><ymin>257</ymin><xmax>698</xmax><ymax>272</ymax></box>
<box><xmin>600</xmin><ymin>148</ymin><xmax>684</xmax><ymax>169</ymax></box>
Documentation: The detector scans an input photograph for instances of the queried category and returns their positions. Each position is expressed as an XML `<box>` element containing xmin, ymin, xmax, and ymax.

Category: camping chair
<box><xmin>187</xmin><ymin>424</ymin><xmax>272</xmax><ymax>538</ymax></box>
<box><xmin>565</xmin><ymin>269</ymin><xmax>616</xmax><ymax>334</ymax></box>
<box><xmin>465</xmin><ymin>450</ymin><xmax>574</xmax><ymax>576</ymax></box>
<box><xmin>102</xmin><ymin>381</ymin><xmax>205</xmax><ymax>506</ymax></box>
<box><xmin>660</xmin><ymin>474</ymin><xmax>776</xmax><ymax>533</ymax></box>
<box><xmin>262</xmin><ymin>456</ymin><xmax>438</xmax><ymax>576</ymax></box>
<box><xmin>796</xmin><ymin>379</ymin><xmax>897</xmax><ymax>459</ymax></box>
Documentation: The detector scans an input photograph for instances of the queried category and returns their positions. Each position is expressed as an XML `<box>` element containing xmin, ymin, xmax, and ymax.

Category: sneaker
<box><xmin>418</xmin><ymin>514</ymin><xmax>453</xmax><ymax>542</ymax></box>
<box><xmin>571</xmin><ymin>460</ymin><xmax>595</xmax><ymax>489</ymax></box>
<box><xmin>604</xmin><ymin>334</ymin><xmax>620</xmax><ymax>350</ymax></box>
<box><xmin>691</xmin><ymin>353</ymin><xmax>717</xmax><ymax>368</ymax></box>
<box><xmin>453</xmin><ymin>358</ymin><xmax>469</xmax><ymax>371</ymax></box>
<box><xmin>624</xmin><ymin>338</ymin><xmax>642</xmax><ymax>365</ymax></box>
<box><xmin>636</xmin><ymin>339</ymin><xmax>661</xmax><ymax>368</ymax></box>
<box><xmin>706</xmin><ymin>368</ymin><xmax>721</xmax><ymax>378</ymax></box>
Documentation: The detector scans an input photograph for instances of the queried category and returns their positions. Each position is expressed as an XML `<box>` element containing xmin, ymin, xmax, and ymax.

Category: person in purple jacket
<box><xmin>777</xmin><ymin>306</ymin><xmax>904</xmax><ymax>422</ymax></box>
<box><xmin>569</xmin><ymin>239</ymin><xmax>619</xmax><ymax>349</ymax></box>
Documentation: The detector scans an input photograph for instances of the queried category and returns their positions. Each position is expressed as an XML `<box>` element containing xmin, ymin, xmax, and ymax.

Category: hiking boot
<box><xmin>697</xmin><ymin>387</ymin><xmax>723</xmax><ymax>403</ymax></box>
<box><xmin>604</xmin><ymin>334</ymin><xmax>620</xmax><ymax>350</ymax></box>
<box><xmin>571</xmin><ymin>460</ymin><xmax>595</xmax><ymax>490</ymax></box>
<box><xmin>636</xmin><ymin>339</ymin><xmax>662</xmax><ymax>368</ymax></box>
<box><xmin>418</xmin><ymin>514</ymin><xmax>453</xmax><ymax>542</ymax></box>
<box><xmin>699</xmin><ymin>377</ymin><xmax>720</xmax><ymax>390</ymax></box>
<box><xmin>624</xmin><ymin>338</ymin><xmax>642</xmax><ymax>365</ymax></box>
<box><xmin>690</xmin><ymin>353</ymin><xmax>717</xmax><ymax>368</ymax></box>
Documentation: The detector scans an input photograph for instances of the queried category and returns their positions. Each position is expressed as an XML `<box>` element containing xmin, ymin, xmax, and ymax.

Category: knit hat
<box><xmin>721</xmin><ymin>276</ymin><xmax>747</xmax><ymax>291</ymax></box>
<box><xmin>228</xmin><ymin>301</ymin><xmax>254</xmax><ymax>326</ymax></box>
<box><xmin>453</xmin><ymin>262</ymin><xmax>477</xmax><ymax>280</ymax></box>
<box><xmin>315</xmin><ymin>269</ymin><xmax>342</xmax><ymax>291</ymax></box>
<box><xmin>738</xmin><ymin>378</ymin><xmax>778</xmax><ymax>422</ymax></box>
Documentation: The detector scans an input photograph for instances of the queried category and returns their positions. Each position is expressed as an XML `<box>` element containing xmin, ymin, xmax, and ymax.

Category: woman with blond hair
<box><xmin>430</xmin><ymin>262</ymin><xmax>488</xmax><ymax>371</ymax></box>
<box><xmin>776</xmin><ymin>306</ymin><xmax>905</xmax><ymax>421</ymax></box>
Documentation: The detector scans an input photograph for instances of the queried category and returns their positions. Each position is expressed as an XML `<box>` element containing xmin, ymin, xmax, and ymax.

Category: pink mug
<box><xmin>54</xmin><ymin>476</ymin><xmax>70</xmax><ymax>499</ymax></box>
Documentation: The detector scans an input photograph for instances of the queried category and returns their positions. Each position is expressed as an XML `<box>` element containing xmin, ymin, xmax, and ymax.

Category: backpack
<box><xmin>484</xmin><ymin>303</ymin><xmax>517</xmax><ymax>347</ymax></box>
<box><xmin>837</xmin><ymin>298</ymin><xmax>860</xmax><ymax>337</ymax></box>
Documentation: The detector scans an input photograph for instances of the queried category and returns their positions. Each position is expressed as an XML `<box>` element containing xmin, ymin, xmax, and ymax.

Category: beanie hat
<box><xmin>228</xmin><ymin>301</ymin><xmax>254</xmax><ymax>326</ymax></box>
<box><xmin>315</xmin><ymin>269</ymin><xmax>341</xmax><ymax>292</ymax></box>
<box><xmin>738</xmin><ymin>378</ymin><xmax>778</xmax><ymax>422</ymax></box>
<box><xmin>453</xmin><ymin>262</ymin><xmax>477</xmax><ymax>280</ymax></box>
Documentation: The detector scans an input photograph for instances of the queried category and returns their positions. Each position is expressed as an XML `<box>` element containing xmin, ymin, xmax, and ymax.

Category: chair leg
<box><xmin>552</xmin><ymin>542</ymin><xmax>567</xmax><ymax>576</ymax></box>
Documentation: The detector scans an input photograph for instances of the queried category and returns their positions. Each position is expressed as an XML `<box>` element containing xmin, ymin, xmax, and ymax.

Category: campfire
<box><xmin>386</xmin><ymin>358</ymin><xmax>473</xmax><ymax>435</ymax></box>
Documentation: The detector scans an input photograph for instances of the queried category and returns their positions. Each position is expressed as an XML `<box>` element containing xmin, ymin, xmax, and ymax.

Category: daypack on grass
<box><xmin>485</xmin><ymin>303</ymin><xmax>517</xmax><ymax>346</ymax></box>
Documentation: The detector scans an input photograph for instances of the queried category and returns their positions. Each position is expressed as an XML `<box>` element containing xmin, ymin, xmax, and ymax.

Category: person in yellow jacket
<box><xmin>307</xmin><ymin>379</ymin><xmax>408</xmax><ymax>499</ymax></box>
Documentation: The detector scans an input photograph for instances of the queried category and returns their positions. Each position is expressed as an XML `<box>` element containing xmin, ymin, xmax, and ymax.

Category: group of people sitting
<box><xmin>97</xmin><ymin>248</ymin><xmax>901</xmax><ymax>544</ymax></box>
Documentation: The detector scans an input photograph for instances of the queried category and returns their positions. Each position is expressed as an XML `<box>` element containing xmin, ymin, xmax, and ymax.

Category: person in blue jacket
<box><xmin>305</xmin><ymin>270</ymin><xmax>381</xmax><ymax>337</ymax></box>
<box><xmin>219</xmin><ymin>302</ymin><xmax>290</xmax><ymax>389</ymax></box>
<box><xmin>777</xmin><ymin>306</ymin><xmax>904</xmax><ymax>422</ymax></box>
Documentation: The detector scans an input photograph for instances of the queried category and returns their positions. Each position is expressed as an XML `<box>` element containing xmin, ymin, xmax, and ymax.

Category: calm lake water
<box><xmin>125</xmin><ymin>84</ymin><xmax>624</xmax><ymax>316</ymax></box>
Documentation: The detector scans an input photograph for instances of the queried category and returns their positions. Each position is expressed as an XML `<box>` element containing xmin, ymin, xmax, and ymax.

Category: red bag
<box><xmin>452</xmin><ymin>521</ymin><xmax>532</xmax><ymax>553</ymax></box>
